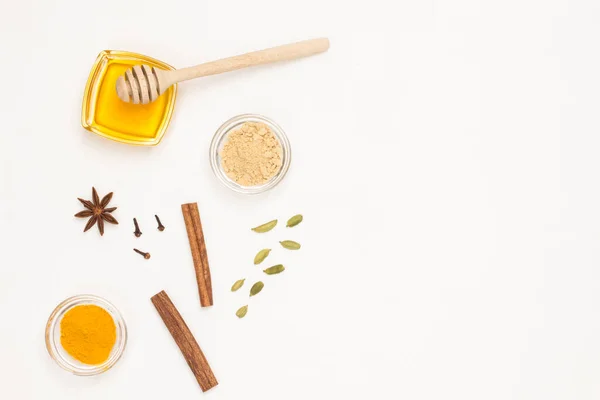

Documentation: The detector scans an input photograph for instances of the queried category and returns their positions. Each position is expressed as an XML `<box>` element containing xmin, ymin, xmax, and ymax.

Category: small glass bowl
<box><xmin>45</xmin><ymin>294</ymin><xmax>127</xmax><ymax>376</ymax></box>
<box><xmin>209</xmin><ymin>114</ymin><xmax>292</xmax><ymax>194</ymax></box>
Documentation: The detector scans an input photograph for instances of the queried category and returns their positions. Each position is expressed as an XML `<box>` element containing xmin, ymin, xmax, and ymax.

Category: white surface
<box><xmin>1</xmin><ymin>0</ymin><xmax>599</xmax><ymax>398</ymax></box>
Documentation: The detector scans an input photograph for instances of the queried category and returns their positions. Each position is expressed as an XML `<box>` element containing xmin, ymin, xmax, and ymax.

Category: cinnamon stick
<box><xmin>151</xmin><ymin>290</ymin><xmax>218</xmax><ymax>392</ymax></box>
<box><xmin>181</xmin><ymin>202</ymin><xmax>213</xmax><ymax>307</ymax></box>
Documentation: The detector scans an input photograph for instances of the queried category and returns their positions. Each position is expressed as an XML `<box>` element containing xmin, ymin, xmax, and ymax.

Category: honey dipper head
<box><xmin>115</xmin><ymin>65</ymin><xmax>162</xmax><ymax>104</ymax></box>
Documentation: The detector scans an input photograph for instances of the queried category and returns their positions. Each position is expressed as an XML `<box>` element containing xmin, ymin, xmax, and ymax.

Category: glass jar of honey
<box><xmin>81</xmin><ymin>50</ymin><xmax>177</xmax><ymax>146</ymax></box>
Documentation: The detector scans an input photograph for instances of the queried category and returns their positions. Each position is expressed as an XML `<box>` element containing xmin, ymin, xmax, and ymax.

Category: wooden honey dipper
<box><xmin>116</xmin><ymin>38</ymin><xmax>330</xmax><ymax>104</ymax></box>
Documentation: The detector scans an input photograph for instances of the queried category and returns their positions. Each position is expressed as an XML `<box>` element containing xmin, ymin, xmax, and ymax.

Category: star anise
<box><xmin>75</xmin><ymin>187</ymin><xmax>119</xmax><ymax>235</ymax></box>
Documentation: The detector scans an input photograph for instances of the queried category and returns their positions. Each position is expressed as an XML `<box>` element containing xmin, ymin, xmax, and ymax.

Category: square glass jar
<box><xmin>81</xmin><ymin>50</ymin><xmax>177</xmax><ymax>146</ymax></box>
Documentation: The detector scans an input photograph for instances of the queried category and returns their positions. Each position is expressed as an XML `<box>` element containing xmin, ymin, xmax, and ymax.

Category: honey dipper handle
<box><xmin>166</xmin><ymin>38</ymin><xmax>330</xmax><ymax>85</ymax></box>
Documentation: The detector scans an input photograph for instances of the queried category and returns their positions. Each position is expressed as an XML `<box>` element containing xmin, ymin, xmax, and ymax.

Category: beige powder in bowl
<box><xmin>220</xmin><ymin>122</ymin><xmax>283</xmax><ymax>186</ymax></box>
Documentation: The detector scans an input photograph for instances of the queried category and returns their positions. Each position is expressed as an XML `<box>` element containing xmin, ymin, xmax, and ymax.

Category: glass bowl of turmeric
<box><xmin>45</xmin><ymin>294</ymin><xmax>127</xmax><ymax>376</ymax></box>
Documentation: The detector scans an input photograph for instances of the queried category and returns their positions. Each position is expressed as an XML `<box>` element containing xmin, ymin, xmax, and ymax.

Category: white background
<box><xmin>1</xmin><ymin>0</ymin><xmax>599</xmax><ymax>398</ymax></box>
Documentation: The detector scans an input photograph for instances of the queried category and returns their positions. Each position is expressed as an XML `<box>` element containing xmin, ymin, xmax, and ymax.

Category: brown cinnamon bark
<box><xmin>181</xmin><ymin>202</ymin><xmax>213</xmax><ymax>307</ymax></box>
<box><xmin>151</xmin><ymin>290</ymin><xmax>218</xmax><ymax>392</ymax></box>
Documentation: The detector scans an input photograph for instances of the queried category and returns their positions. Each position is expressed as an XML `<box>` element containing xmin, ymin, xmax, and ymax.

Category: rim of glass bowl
<box><xmin>45</xmin><ymin>294</ymin><xmax>127</xmax><ymax>376</ymax></box>
<box><xmin>209</xmin><ymin>114</ymin><xmax>292</xmax><ymax>195</ymax></box>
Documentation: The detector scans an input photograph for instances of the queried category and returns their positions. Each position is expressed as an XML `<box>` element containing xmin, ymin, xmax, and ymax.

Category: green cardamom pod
<box><xmin>286</xmin><ymin>214</ymin><xmax>303</xmax><ymax>227</ymax></box>
<box><xmin>236</xmin><ymin>305</ymin><xmax>248</xmax><ymax>318</ymax></box>
<box><xmin>263</xmin><ymin>264</ymin><xmax>285</xmax><ymax>275</ymax></box>
<box><xmin>280</xmin><ymin>240</ymin><xmax>301</xmax><ymax>250</ymax></box>
<box><xmin>231</xmin><ymin>279</ymin><xmax>245</xmax><ymax>292</ymax></box>
<box><xmin>251</xmin><ymin>219</ymin><xmax>277</xmax><ymax>233</ymax></box>
<box><xmin>250</xmin><ymin>281</ymin><xmax>264</xmax><ymax>296</ymax></box>
<box><xmin>254</xmin><ymin>249</ymin><xmax>271</xmax><ymax>265</ymax></box>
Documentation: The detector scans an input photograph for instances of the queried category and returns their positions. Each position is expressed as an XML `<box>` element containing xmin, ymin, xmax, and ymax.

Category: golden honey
<box><xmin>82</xmin><ymin>51</ymin><xmax>177</xmax><ymax>146</ymax></box>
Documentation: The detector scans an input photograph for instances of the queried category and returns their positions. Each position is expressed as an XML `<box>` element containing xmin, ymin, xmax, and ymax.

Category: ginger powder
<box><xmin>220</xmin><ymin>122</ymin><xmax>283</xmax><ymax>186</ymax></box>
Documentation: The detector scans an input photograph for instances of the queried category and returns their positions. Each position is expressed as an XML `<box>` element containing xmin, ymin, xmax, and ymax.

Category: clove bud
<box><xmin>155</xmin><ymin>215</ymin><xmax>165</xmax><ymax>231</ymax></box>
<box><xmin>133</xmin><ymin>218</ymin><xmax>142</xmax><ymax>237</ymax></box>
<box><xmin>134</xmin><ymin>248</ymin><xmax>151</xmax><ymax>259</ymax></box>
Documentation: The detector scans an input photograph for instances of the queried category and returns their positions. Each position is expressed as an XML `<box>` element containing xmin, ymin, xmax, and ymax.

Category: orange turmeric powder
<box><xmin>60</xmin><ymin>305</ymin><xmax>116</xmax><ymax>365</ymax></box>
